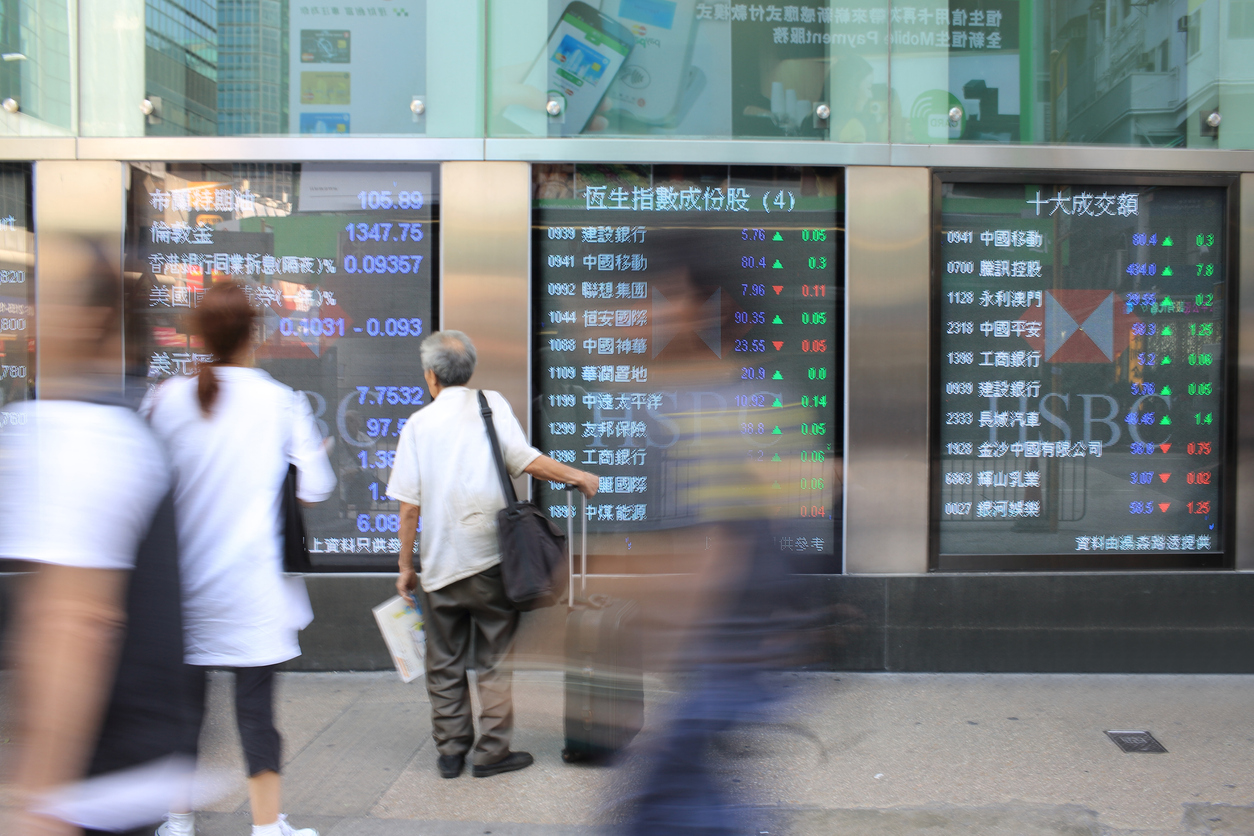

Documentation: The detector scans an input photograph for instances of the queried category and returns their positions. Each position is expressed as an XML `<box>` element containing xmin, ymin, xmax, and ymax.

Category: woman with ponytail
<box><xmin>143</xmin><ymin>281</ymin><xmax>335</xmax><ymax>836</ymax></box>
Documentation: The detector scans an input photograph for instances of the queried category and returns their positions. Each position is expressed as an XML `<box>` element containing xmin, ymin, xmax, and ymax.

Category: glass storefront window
<box><xmin>82</xmin><ymin>0</ymin><xmax>453</xmax><ymax>137</ymax></box>
<box><xmin>933</xmin><ymin>174</ymin><xmax>1233</xmax><ymax>570</ymax></box>
<box><xmin>0</xmin><ymin>163</ymin><xmax>32</xmax><ymax>407</ymax></box>
<box><xmin>890</xmin><ymin>0</ymin><xmax>1254</xmax><ymax>147</ymax></box>
<box><xmin>125</xmin><ymin>162</ymin><xmax>438</xmax><ymax>570</ymax></box>
<box><xmin>488</xmin><ymin>1</ymin><xmax>875</xmax><ymax>140</ymax></box>
<box><xmin>0</xmin><ymin>1</ymin><xmax>76</xmax><ymax>136</ymax></box>
<box><xmin>532</xmin><ymin>163</ymin><xmax>844</xmax><ymax>572</ymax></box>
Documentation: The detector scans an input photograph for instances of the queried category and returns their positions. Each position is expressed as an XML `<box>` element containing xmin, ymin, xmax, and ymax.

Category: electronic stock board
<box><xmin>129</xmin><ymin>162</ymin><xmax>437</xmax><ymax>569</ymax></box>
<box><xmin>533</xmin><ymin>165</ymin><xmax>842</xmax><ymax>569</ymax></box>
<box><xmin>935</xmin><ymin>177</ymin><xmax>1232</xmax><ymax>569</ymax></box>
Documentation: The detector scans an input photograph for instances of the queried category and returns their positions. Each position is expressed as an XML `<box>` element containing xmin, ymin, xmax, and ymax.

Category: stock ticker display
<box><xmin>936</xmin><ymin>181</ymin><xmax>1229</xmax><ymax>565</ymax></box>
<box><xmin>532</xmin><ymin>165</ymin><xmax>842</xmax><ymax>564</ymax></box>
<box><xmin>128</xmin><ymin>162</ymin><xmax>437</xmax><ymax>569</ymax></box>
<box><xmin>0</xmin><ymin>164</ymin><xmax>31</xmax><ymax>413</ymax></box>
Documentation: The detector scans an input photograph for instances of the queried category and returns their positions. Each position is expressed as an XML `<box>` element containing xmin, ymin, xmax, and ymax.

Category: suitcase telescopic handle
<box><xmin>563</xmin><ymin>488</ymin><xmax>587</xmax><ymax>606</ymax></box>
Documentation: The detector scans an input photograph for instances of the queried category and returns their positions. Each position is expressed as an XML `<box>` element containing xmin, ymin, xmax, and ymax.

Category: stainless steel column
<box><xmin>33</xmin><ymin>161</ymin><xmax>127</xmax><ymax>393</ymax></box>
<box><xmin>440</xmin><ymin>161</ymin><xmax>532</xmax><ymax>497</ymax></box>
<box><xmin>844</xmin><ymin>166</ymin><xmax>932</xmax><ymax>574</ymax></box>
<box><xmin>1238</xmin><ymin>173</ymin><xmax>1254</xmax><ymax>571</ymax></box>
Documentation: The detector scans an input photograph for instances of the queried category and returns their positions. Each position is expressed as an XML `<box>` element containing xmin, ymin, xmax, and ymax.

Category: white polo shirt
<box><xmin>387</xmin><ymin>386</ymin><xmax>541</xmax><ymax>592</ymax></box>
<box><xmin>0</xmin><ymin>401</ymin><xmax>170</xmax><ymax>571</ymax></box>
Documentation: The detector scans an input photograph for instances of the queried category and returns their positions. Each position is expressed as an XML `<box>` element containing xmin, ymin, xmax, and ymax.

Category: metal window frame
<box><xmin>928</xmin><ymin>169</ymin><xmax>1241</xmax><ymax>572</ymax></box>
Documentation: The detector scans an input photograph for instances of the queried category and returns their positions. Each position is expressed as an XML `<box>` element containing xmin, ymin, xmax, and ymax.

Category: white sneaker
<box><xmin>276</xmin><ymin>814</ymin><xmax>318</xmax><ymax>836</ymax></box>
<box><xmin>156</xmin><ymin>812</ymin><xmax>194</xmax><ymax>836</ymax></box>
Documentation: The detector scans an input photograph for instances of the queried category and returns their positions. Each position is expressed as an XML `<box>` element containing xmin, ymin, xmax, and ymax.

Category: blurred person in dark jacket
<box><xmin>606</xmin><ymin>230</ymin><xmax>839</xmax><ymax>836</ymax></box>
<box><xmin>1</xmin><ymin>242</ymin><xmax>190</xmax><ymax>836</ymax></box>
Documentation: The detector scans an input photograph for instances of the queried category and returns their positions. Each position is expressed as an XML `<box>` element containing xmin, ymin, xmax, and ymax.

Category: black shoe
<box><xmin>437</xmin><ymin>753</ymin><xmax>465</xmax><ymax>778</ymax></box>
<box><xmin>471</xmin><ymin>751</ymin><xmax>534</xmax><ymax>778</ymax></box>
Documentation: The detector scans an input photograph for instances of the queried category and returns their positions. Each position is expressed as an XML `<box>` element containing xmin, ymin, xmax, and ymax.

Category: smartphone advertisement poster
<box><xmin>289</xmin><ymin>1</ymin><xmax>427</xmax><ymax>135</ymax></box>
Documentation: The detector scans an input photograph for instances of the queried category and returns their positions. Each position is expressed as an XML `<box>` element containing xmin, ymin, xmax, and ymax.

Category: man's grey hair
<box><xmin>420</xmin><ymin>330</ymin><xmax>477</xmax><ymax>387</ymax></box>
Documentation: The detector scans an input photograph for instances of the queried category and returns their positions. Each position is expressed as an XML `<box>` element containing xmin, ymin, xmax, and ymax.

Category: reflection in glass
<box><xmin>888</xmin><ymin>0</ymin><xmax>1254</xmax><ymax>147</ymax></box>
<box><xmin>0</xmin><ymin>0</ymin><xmax>76</xmax><ymax>135</ymax></box>
<box><xmin>141</xmin><ymin>0</ymin><xmax>427</xmax><ymax>136</ymax></box>
<box><xmin>489</xmin><ymin>0</ymin><xmax>849</xmax><ymax>138</ymax></box>
<box><xmin>125</xmin><ymin>162</ymin><xmax>438</xmax><ymax>569</ymax></box>
<box><xmin>0</xmin><ymin>163</ymin><xmax>32</xmax><ymax>408</ymax></box>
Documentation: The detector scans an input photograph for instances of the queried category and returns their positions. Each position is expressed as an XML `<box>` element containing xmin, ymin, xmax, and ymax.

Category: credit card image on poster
<box><xmin>502</xmin><ymin>1</ymin><xmax>635</xmax><ymax>136</ymax></box>
<box><xmin>301</xmin><ymin>29</ymin><xmax>351</xmax><ymax>63</ymax></box>
<box><xmin>599</xmin><ymin>0</ymin><xmax>698</xmax><ymax>126</ymax></box>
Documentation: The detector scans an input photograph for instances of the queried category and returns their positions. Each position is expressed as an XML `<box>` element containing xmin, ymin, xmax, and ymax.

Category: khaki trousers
<box><xmin>416</xmin><ymin>564</ymin><xmax>519</xmax><ymax>765</ymax></box>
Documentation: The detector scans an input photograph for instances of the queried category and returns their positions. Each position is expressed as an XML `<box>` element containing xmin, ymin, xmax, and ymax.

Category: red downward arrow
<box><xmin>772</xmin><ymin>286</ymin><xmax>783</xmax><ymax>295</ymax></box>
<box><xmin>1160</xmin><ymin>443</ymin><xmax>1172</xmax><ymax>453</ymax></box>
<box><xmin>772</xmin><ymin>341</ymin><xmax>784</xmax><ymax>351</ymax></box>
<box><xmin>1159</xmin><ymin>473</ymin><xmax>1171</xmax><ymax>483</ymax></box>
<box><xmin>1158</xmin><ymin>503</ymin><xmax>1171</xmax><ymax>513</ymax></box>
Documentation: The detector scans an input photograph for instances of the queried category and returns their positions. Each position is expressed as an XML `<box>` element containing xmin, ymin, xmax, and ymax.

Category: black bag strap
<box><xmin>478</xmin><ymin>390</ymin><xmax>519</xmax><ymax>507</ymax></box>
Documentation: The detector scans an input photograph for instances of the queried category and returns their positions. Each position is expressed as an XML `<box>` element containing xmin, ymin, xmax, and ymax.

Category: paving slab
<box><xmin>6</xmin><ymin>670</ymin><xmax>1254</xmax><ymax>835</ymax></box>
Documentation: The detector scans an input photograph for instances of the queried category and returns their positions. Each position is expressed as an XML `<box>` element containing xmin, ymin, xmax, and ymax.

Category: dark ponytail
<box><xmin>193</xmin><ymin>282</ymin><xmax>256</xmax><ymax>416</ymax></box>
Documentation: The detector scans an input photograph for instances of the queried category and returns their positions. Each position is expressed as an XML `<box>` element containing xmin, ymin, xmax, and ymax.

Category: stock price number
<box><xmin>735</xmin><ymin>339</ymin><xmax>767</xmax><ymax>352</ymax></box>
<box><xmin>358</xmin><ymin>449</ymin><xmax>398</xmax><ymax>469</ymax></box>
<box><xmin>345</xmin><ymin>222</ymin><xmax>423</xmax><ymax>242</ymax></box>
<box><xmin>356</xmin><ymin>513</ymin><xmax>401</xmax><ymax>533</ymax></box>
<box><xmin>362</xmin><ymin>418</ymin><xmax>408</xmax><ymax>438</ymax></box>
<box><xmin>355</xmin><ymin>385</ymin><xmax>424</xmax><ymax>406</ymax></box>
<box><xmin>343</xmin><ymin>254</ymin><xmax>424</xmax><ymax>274</ymax></box>
<box><xmin>357</xmin><ymin>189</ymin><xmax>423</xmax><ymax>210</ymax></box>
<box><xmin>360</xmin><ymin>317</ymin><xmax>423</xmax><ymax>337</ymax></box>
<box><xmin>279</xmin><ymin>317</ymin><xmax>345</xmax><ymax>337</ymax></box>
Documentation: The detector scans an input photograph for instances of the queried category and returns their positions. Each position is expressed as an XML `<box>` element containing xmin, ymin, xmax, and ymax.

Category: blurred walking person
<box><xmin>388</xmin><ymin>330</ymin><xmax>598</xmax><ymax>778</ymax></box>
<box><xmin>143</xmin><ymin>281</ymin><xmax>335</xmax><ymax>836</ymax></box>
<box><xmin>1</xmin><ymin>244</ymin><xmax>190</xmax><ymax>836</ymax></box>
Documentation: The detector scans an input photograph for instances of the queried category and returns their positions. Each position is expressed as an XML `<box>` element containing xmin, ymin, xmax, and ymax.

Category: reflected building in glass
<box><xmin>0</xmin><ymin>0</ymin><xmax>75</xmax><ymax>135</ymax></box>
<box><xmin>217</xmin><ymin>0</ymin><xmax>286</xmax><ymax>135</ymax></box>
<box><xmin>145</xmin><ymin>0</ymin><xmax>218</xmax><ymax>136</ymax></box>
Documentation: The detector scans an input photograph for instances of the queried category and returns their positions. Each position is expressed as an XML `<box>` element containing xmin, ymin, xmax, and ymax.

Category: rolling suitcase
<box><xmin>561</xmin><ymin>491</ymin><xmax>644</xmax><ymax>763</ymax></box>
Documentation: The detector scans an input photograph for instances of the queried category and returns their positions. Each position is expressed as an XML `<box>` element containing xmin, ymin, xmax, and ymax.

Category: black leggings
<box><xmin>183</xmin><ymin>665</ymin><xmax>282</xmax><ymax>776</ymax></box>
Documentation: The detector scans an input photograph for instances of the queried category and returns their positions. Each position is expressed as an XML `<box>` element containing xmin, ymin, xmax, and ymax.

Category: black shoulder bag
<box><xmin>281</xmin><ymin>463</ymin><xmax>313</xmax><ymax>572</ymax></box>
<box><xmin>479</xmin><ymin>390</ymin><xmax>568</xmax><ymax>611</ymax></box>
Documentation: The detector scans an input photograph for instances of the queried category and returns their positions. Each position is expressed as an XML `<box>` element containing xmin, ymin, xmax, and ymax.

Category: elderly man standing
<box><xmin>387</xmin><ymin>331</ymin><xmax>598</xmax><ymax>779</ymax></box>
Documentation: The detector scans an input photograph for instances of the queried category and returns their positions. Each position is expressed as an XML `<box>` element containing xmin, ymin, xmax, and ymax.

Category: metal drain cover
<box><xmin>1106</xmin><ymin>730</ymin><xmax>1167</xmax><ymax>753</ymax></box>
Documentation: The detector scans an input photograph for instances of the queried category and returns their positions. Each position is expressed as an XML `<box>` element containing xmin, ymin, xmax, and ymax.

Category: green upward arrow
<box><xmin>772</xmin><ymin>315</ymin><xmax>783</xmax><ymax>324</ymax></box>
<box><xmin>772</xmin><ymin>231</ymin><xmax>783</xmax><ymax>241</ymax></box>
<box><xmin>770</xmin><ymin>453</ymin><xmax>781</xmax><ymax>462</ymax></box>
<box><xmin>1161</xmin><ymin>355</ymin><xmax>1172</xmax><ymax>365</ymax></box>
<box><xmin>1161</xmin><ymin>325</ymin><xmax>1173</xmax><ymax>336</ymax></box>
<box><xmin>1161</xmin><ymin>266</ymin><xmax>1173</xmax><ymax>277</ymax></box>
<box><xmin>772</xmin><ymin>398</ymin><xmax>783</xmax><ymax>407</ymax></box>
<box><xmin>771</xmin><ymin>426</ymin><xmax>782</xmax><ymax>435</ymax></box>
<box><xmin>1160</xmin><ymin>415</ymin><xmax>1172</xmax><ymax>425</ymax></box>
<box><xmin>1160</xmin><ymin>385</ymin><xmax>1172</xmax><ymax>396</ymax></box>
<box><xmin>772</xmin><ymin>259</ymin><xmax>783</xmax><ymax>269</ymax></box>
<box><xmin>1161</xmin><ymin>296</ymin><xmax>1173</xmax><ymax>306</ymax></box>
<box><xmin>1162</xmin><ymin>236</ymin><xmax>1174</xmax><ymax>246</ymax></box>
<box><xmin>771</xmin><ymin>370</ymin><xmax>783</xmax><ymax>380</ymax></box>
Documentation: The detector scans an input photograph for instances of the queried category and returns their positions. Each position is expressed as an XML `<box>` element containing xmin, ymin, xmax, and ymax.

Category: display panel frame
<box><xmin>123</xmin><ymin>161</ymin><xmax>441</xmax><ymax>573</ymax></box>
<box><xmin>530</xmin><ymin>163</ymin><xmax>845</xmax><ymax>576</ymax></box>
<box><xmin>928</xmin><ymin>170</ymin><xmax>1240</xmax><ymax>572</ymax></box>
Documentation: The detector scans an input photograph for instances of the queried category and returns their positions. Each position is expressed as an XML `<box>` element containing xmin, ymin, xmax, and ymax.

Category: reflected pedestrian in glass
<box><xmin>1</xmin><ymin>243</ymin><xmax>190</xmax><ymax>836</ymax></box>
<box><xmin>143</xmin><ymin>281</ymin><xmax>335</xmax><ymax>836</ymax></box>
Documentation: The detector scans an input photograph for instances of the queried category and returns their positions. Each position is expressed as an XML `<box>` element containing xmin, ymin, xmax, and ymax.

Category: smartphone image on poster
<box><xmin>601</xmin><ymin>0</ymin><xmax>698</xmax><ymax>126</ymax></box>
<box><xmin>504</xmin><ymin>1</ymin><xmax>635</xmax><ymax>135</ymax></box>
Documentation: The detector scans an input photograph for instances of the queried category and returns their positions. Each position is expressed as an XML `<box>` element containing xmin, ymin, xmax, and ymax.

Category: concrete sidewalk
<box><xmin>183</xmin><ymin>670</ymin><xmax>1254</xmax><ymax>836</ymax></box>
